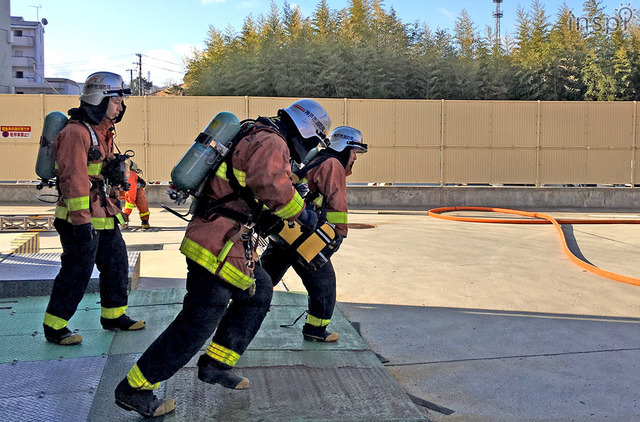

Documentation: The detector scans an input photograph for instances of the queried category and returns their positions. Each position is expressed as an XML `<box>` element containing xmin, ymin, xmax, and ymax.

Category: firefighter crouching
<box><xmin>114</xmin><ymin>99</ymin><xmax>331</xmax><ymax>418</ymax></box>
<box><xmin>42</xmin><ymin>71</ymin><xmax>145</xmax><ymax>346</ymax></box>
<box><xmin>120</xmin><ymin>161</ymin><xmax>151</xmax><ymax>229</ymax></box>
<box><xmin>262</xmin><ymin>126</ymin><xmax>368</xmax><ymax>342</ymax></box>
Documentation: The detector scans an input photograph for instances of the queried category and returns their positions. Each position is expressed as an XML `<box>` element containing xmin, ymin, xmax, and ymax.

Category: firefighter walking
<box><xmin>43</xmin><ymin>71</ymin><xmax>145</xmax><ymax>346</ymax></box>
<box><xmin>261</xmin><ymin>126</ymin><xmax>368</xmax><ymax>342</ymax></box>
<box><xmin>121</xmin><ymin>161</ymin><xmax>151</xmax><ymax>229</ymax></box>
<box><xmin>114</xmin><ymin>99</ymin><xmax>332</xmax><ymax>418</ymax></box>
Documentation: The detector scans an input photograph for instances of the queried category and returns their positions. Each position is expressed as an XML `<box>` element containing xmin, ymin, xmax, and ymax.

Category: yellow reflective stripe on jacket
<box><xmin>313</xmin><ymin>195</ymin><xmax>323</xmax><ymax>208</ymax></box>
<box><xmin>65</xmin><ymin>196</ymin><xmax>90</xmax><ymax>212</ymax></box>
<box><xmin>124</xmin><ymin>202</ymin><xmax>135</xmax><ymax>210</ymax></box>
<box><xmin>101</xmin><ymin>306</ymin><xmax>127</xmax><ymax>319</ymax></box>
<box><xmin>87</xmin><ymin>162</ymin><xmax>102</xmax><ymax>176</ymax></box>
<box><xmin>306</xmin><ymin>314</ymin><xmax>331</xmax><ymax>328</ymax></box>
<box><xmin>274</xmin><ymin>191</ymin><xmax>304</xmax><ymax>219</ymax></box>
<box><xmin>205</xmin><ymin>342</ymin><xmax>241</xmax><ymax>367</ymax></box>
<box><xmin>55</xmin><ymin>205</ymin><xmax>69</xmax><ymax>219</ymax></box>
<box><xmin>44</xmin><ymin>312</ymin><xmax>68</xmax><ymax>330</ymax></box>
<box><xmin>180</xmin><ymin>237</ymin><xmax>255</xmax><ymax>290</ymax></box>
<box><xmin>91</xmin><ymin>217</ymin><xmax>116</xmax><ymax>230</ymax></box>
<box><xmin>326</xmin><ymin>211</ymin><xmax>348</xmax><ymax>224</ymax></box>
<box><xmin>127</xmin><ymin>363</ymin><xmax>160</xmax><ymax>390</ymax></box>
<box><xmin>215</xmin><ymin>162</ymin><xmax>247</xmax><ymax>186</ymax></box>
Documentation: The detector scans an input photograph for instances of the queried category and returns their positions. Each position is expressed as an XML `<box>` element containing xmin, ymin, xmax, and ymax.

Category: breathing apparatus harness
<box><xmin>36</xmin><ymin>116</ymin><xmax>133</xmax><ymax>205</ymax></box>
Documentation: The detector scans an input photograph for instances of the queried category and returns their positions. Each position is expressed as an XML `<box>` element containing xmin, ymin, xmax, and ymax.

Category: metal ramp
<box><xmin>0</xmin><ymin>251</ymin><xmax>141</xmax><ymax>298</ymax></box>
<box><xmin>0</xmin><ymin>290</ymin><xmax>427</xmax><ymax>422</ymax></box>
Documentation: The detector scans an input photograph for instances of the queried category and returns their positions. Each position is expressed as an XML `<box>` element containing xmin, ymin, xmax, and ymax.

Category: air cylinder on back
<box><xmin>35</xmin><ymin>111</ymin><xmax>68</xmax><ymax>182</ymax></box>
<box><xmin>170</xmin><ymin>111</ymin><xmax>241</xmax><ymax>192</ymax></box>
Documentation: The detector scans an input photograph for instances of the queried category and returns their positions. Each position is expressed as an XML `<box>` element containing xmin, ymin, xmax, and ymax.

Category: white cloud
<box><xmin>438</xmin><ymin>8</ymin><xmax>455</xmax><ymax>21</ymax></box>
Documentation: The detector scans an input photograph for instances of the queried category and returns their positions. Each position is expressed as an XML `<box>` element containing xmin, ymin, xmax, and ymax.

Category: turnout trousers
<box><xmin>135</xmin><ymin>258</ymin><xmax>273</xmax><ymax>383</ymax></box>
<box><xmin>260</xmin><ymin>241</ymin><xmax>336</xmax><ymax>323</ymax></box>
<box><xmin>45</xmin><ymin>218</ymin><xmax>129</xmax><ymax>323</ymax></box>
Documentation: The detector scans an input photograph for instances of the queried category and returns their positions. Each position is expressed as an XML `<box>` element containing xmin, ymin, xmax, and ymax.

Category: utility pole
<box><xmin>126</xmin><ymin>69</ymin><xmax>134</xmax><ymax>91</ymax></box>
<box><xmin>136</xmin><ymin>53</ymin><xmax>142</xmax><ymax>96</ymax></box>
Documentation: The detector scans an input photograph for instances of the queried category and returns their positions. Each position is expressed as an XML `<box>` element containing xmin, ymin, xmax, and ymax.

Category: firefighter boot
<box><xmin>114</xmin><ymin>378</ymin><xmax>176</xmax><ymax>418</ymax></box>
<box><xmin>302</xmin><ymin>323</ymin><xmax>339</xmax><ymax>342</ymax></box>
<box><xmin>101</xmin><ymin>314</ymin><xmax>146</xmax><ymax>331</ymax></box>
<box><xmin>197</xmin><ymin>355</ymin><xmax>249</xmax><ymax>389</ymax></box>
<box><xmin>43</xmin><ymin>324</ymin><xmax>83</xmax><ymax>345</ymax></box>
<box><xmin>141</xmin><ymin>220</ymin><xmax>151</xmax><ymax>230</ymax></box>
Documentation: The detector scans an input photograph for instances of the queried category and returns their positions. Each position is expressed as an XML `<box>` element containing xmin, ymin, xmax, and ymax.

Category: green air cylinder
<box><xmin>35</xmin><ymin>111</ymin><xmax>68</xmax><ymax>181</ymax></box>
<box><xmin>302</xmin><ymin>146</ymin><xmax>320</xmax><ymax>165</ymax></box>
<box><xmin>170</xmin><ymin>111</ymin><xmax>241</xmax><ymax>192</ymax></box>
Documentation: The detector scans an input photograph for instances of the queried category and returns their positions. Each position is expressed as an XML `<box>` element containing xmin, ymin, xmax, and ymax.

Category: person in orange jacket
<box><xmin>114</xmin><ymin>99</ymin><xmax>331</xmax><ymax>418</ymax></box>
<box><xmin>261</xmin><ymin>126</ymin><xmax>367</xmax><ymax>342</ymax></box>
<box><xmin>121</xmin><ymin>161</ymin><xmax>151</xmax><ymax>229</ymax></box>
<box><xmin>43</xmin><ymin>71</ymin><xmax>145</xmax><ymax>346</ymax></box>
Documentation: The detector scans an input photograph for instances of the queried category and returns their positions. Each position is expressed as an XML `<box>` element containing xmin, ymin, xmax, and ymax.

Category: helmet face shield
<box><xmin>327</xmin><ymin>126</ymin><xmax>367</xmax><ymax>153</ymax></box>
<box><xmin>80</xmin><ymin>72</ymin><xmax>129</xmax><ymax>106</ymax></box>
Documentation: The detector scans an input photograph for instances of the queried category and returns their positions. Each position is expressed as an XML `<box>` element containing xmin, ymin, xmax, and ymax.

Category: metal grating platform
<box><xmin>0</xmin><ymin>251</ymin><xmax>140</xmax><ymax>298</ymax></box>
<box><xmin>1</xmin><ymin>290</ymin><xmax>426</xmax><ymax>422</ymax></box>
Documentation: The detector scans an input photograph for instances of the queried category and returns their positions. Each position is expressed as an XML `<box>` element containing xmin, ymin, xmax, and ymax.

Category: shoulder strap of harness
<box><xmin>196</xmin><ymin>122</ymin><xmax>283</xmax><ymax>229</ymax></box>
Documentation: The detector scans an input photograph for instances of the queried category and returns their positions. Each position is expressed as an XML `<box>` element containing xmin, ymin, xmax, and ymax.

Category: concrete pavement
<box><xmin>1</xmin><ymin>202</ymin><xmax>640</xmax><ymax>421</ymax></box>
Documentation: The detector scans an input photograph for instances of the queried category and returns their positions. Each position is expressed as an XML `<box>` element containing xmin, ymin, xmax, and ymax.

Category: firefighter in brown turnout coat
<box><xmin>114</xmin><ymin>99</ymin><xmax>331</xmax><ymax>418</ymax></box>
<box><xmin>261</xmin><ymin>126</ymin><xmax>368</xmax><ymax>342</ymax></box>
<box><xmin>43</xmin><ymin>72</ymin><xmax>145</xmax><ymax>346</ymax></box>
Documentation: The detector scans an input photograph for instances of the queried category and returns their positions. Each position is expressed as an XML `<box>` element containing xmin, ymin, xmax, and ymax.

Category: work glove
<box><xmin>138</xmin><ymin>177</ymin><xmax>146</xmax><ymax>189</ymax></box>
<box><xmin>73</xmin><ymin>223</ymin><xmax>96</xmax><ymax>252</ymax></box>
<box><xmin>297</xmin><ymin>208</ymin><xmax>318</xmax><ymax>232</ymax></box>
<box><xmin>330</xmin><ymin>234</ymin><xmax>344</xmax><ymax>253</ymax></box>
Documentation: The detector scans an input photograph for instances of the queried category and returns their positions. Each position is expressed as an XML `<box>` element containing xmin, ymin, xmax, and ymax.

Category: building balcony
<box><xmin>11</xmin><ymin>57</ymin><xmax>33</xmax><ymax>68</ymax></box>
<box><xmin>11</xmin><ymin>36</ymin><xmax>33</xmax><ymax>47</ymax></box>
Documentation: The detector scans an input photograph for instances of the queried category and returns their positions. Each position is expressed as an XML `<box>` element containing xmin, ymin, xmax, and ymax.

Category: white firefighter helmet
<box><xmin>80</xmin><ymin>72</ymin><xmax>131</xmax><ymax>106</ymax></box>
<box><xmin>327</xmin><ymin>126</ymin><xmax>368</xmax><ymax>153</ymax></box>
<box><xmin>281</xmin><ymin>99</ymin><xmax>331</xmax><ymax>144</ymax></box>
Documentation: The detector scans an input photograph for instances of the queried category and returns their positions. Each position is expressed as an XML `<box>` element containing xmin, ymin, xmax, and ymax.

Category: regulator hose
<box><xmin>427</xmin><ymin>207</ymin><xmax>640</xmax><ymax>287</ymax></box>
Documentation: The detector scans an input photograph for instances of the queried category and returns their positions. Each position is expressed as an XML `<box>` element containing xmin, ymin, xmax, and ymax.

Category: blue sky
<box><xmin>8</xmin><ymin>0</ymin><xmax>627</xmax><ymax>86</ymax></box>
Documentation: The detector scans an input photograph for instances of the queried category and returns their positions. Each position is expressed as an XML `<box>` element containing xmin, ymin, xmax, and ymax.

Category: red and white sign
<box><xmin>1</xmin><ymin>126</ymin><xmax>32</xmax><ymax>139</ymax></box>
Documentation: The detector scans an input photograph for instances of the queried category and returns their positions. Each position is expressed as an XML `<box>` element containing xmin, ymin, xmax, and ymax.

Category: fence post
<box><xmin>440</xmin><ymin>99</ymin><xmax>445</xmax><ymax>187</ymax></box>
<box><xmin>632</xmin><ymin>101</ymin><xmax>637</xmax><ymax>188</ymax></box>
<box><xmin>536</xmin><ymin>100</ymin><xmax>541</xmax><ymax>188</ymax></box>
<box><xmin>343</xmin><ymin>98</ymin><xmax>348</xmax><ymax>126</ymax></box>
<box><xmin>143</xmin><ymin>95</ymin><xmax>149</xmax><ymax>176</ymax></box>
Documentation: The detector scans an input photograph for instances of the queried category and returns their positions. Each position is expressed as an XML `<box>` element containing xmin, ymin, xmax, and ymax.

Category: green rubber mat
<box><xmin>3</xmin><ymin>289</ymin><xmax>426</xmax><ymax>421</ymax></box>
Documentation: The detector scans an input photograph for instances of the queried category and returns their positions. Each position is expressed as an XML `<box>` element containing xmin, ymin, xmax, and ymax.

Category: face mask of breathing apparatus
<box><xmin>163</xmin><ymin>111</ymin><xmax>241</xmax><ymax>220</ymax></box>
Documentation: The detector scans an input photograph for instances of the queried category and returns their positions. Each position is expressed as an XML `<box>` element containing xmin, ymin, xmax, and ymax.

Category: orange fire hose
<box><xmin>427</xmin><ymin>207</ymin><xmax>640</xmax><ymax>287</ymax></box>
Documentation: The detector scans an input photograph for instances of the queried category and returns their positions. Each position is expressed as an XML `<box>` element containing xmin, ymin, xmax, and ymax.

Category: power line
<box><xmin>145</xmin><ymin>63</ymin><xmax>185</xmax><ymax>74</ymax></box>
<box><xmin>140</xmin><ymin>54</ymin><xmax>183</xmax><ymax>68</ymax></box>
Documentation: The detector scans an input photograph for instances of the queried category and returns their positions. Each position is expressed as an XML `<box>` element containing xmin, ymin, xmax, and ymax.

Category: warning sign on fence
<box><xmin>1</xmin><ymin>126</ymin><xmax>32</xmax><ymax>139</ymax></box>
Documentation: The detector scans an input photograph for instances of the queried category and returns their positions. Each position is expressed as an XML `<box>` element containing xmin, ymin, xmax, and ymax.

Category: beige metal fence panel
<box><xmin>345</xmin><ymin>99</ymin><xmax>398</xmax><ymax>183</ymax></box>
<box><xmin>635</xmin><ymin>101</ymin><xmax>639</xmax><ymax>185</ymax></box>
<box><xmin>539</xmin><ymin>102</ymin><xmax>635</xmax><ymax>185</ymax></box>
<box><xmin>443</xmin><ymin>101</ymin><xmax>492</xmax><ymax>184</ymax></box>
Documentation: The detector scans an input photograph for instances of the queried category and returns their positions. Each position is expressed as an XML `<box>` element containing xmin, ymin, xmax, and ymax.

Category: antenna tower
<box><xmin>493</xmin><ymin>0</ymin><xmax>504</xmax><ymax>45</ymax></box>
